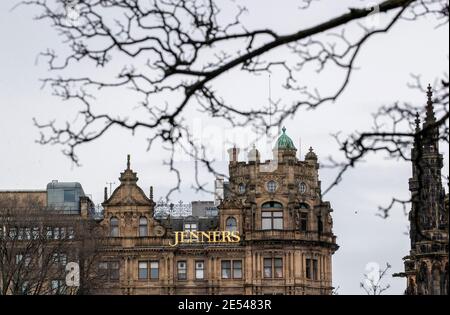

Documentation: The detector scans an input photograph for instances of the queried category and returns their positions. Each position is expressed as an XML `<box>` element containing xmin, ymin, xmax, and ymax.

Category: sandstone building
<box><xmin>97</xmin><ymin>128</ymin><xmax>338</xmax><ymax>295</ymax></box>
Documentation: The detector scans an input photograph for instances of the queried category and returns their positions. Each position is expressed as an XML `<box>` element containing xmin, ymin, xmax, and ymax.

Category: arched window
<box><xmin>110</xmin><ymin>217</ymin><xmax>119</xmax><ymax>237</ymax></box>
<box><xmin>262</xmin><ymin>202</ymin><xmax>283</xmax><ymax>209</ymax></box>
<box><xmin>261</xmin><ymin>202</ymin><xmax>283</xmax><ymax>230</ymax></box>
<box><xmin>226</xmin><ymin>217</ymin><xmax>238</xmax><ymax>232</ymax></box>
<box><xmin>139</xmin><ymin>217</ymin><xmax>148</xmax><ymax>237</ymax></box>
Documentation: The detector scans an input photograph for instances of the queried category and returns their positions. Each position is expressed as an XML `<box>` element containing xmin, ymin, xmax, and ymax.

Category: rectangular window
<box><xmin>150</xmin><ymin>261</ymin><xmax>159</xmax><ymax>280</ymax></box>
<box><xmin>262</xmin><ymin>211</ymin><xmax>283</xmax><ymax>230</ymax></box>
<box><xmin>274</xmin><ymin>258</ymin><xmax>283</xmax><ymax>278</ymax></box>
<box><xmin>300</xmin><ymin>213</ymin><xmax>308</xmax><ymax>232</ymax></box>
<box><xmin>52</xmin><ymin>253</ymin><xmax>67</xmax><ymax>267</ymax></box>
<box><xmin>195</xmin><ymin>261</ymin><xmax>204</xmax><ymax>280</ymax></box>
<box><xmin>306</xmin><ymin>259</ymin><xmax>312</xmax><ymax>280</ymax></box>
<box><xmin>221</xmin><ymin>260</ymin><xmax>232</xmax><ymax>279</ymax></box>
<box><xmin>110</xmin><ymin>261</ymin><xmax>120</xmax><ymax>281</ymax></box>
<box><xmin>263</xmin><ymin>258</ymin><xmax>272</xmax><ymax>278</ymax></box>
<box><xmin>138</xmin><ymin>262</ymin><xmax>148</xmax><ymax>280</ymax></box>
<box><xmin>222</xmin><ymin>260</ymin><xmax>242</xmax><ymax>279</ymax></box>
<box><xmin>46</xmin><ymin>227</ymin><xmax>52</xmax><ymax>239</ymax></box>
<box><xmin>64</xmin><ymin>190</ymin><xmax>76</xmax><ymax>202</ymax></box>
<box><xmin>177</xmin><ymin>261</ymin><xmax>187</xmax><ymax>280</ymax></box>
<box><xmin>273</xmin><ymin>212</ymin><xmax>283</xmax><ymax>230</ymax></box>
<box><xmin>233</xmin><ymin>260</ymin><xmax>242</xmax><ymax>279</ymax></box>
<box><xmin>24</xmin><ymin>228</ymin><xmax>31</xmax><ymax>240</ymax></box>
<box><xmin>53</xmin><ymin>227</ymin><xmax>60</xmax><ymax>240</ymax></box>
<box><xmin>264</xmin><ymin>258</ymin><xmax>283</xmax><ymax>279</ymax></box>
<box><xmin>67</xmin><ymin>227</ymin><xmax>75</xmax><ymax>239</ymax></box>
<box><xmin>184</xmin><ymin>223</ymin><xmax>197</xmax><ymax>232</ymax></box>
<box><xmin>313</xmin><ymin>259</ymin><xmax>319</xmax><ymax>281</ymax></box>
<box><xmin>60</xmin><ymin>227</ymin><xmax>66</xmax><ymax>239</ymax></box>
<box><xmin>99</xmin><ymin>262</ymin><xmax>108</xmax><ymax>280</ymax></box>
<box><xmin>262</xmin><ymin>212</ymin><xmax>272</xmax><ymax>230</ymax></box>
<box><xmin>9</xmin><ymin>227</ymin><xmax>17</xmax><ymax>239</ymax></box>
<box><xmin>32</xmin><ymin>227</ymin><xmax>40</xmax><ymax>239</ymax></box>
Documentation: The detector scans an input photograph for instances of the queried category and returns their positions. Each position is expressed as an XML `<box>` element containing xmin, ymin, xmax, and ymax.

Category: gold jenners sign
<box><xmin>169</xmin><ymin>231</ymin><xmax>241</xmax><ymax>247</ymax></box>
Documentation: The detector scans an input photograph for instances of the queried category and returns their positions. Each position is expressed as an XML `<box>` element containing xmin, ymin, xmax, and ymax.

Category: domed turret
<box><xmin>274</xmin><ymin>127</ymin><xmax>296</xmax><ymax>151</ymax></box>
<box><xmin>305</xmin><ymin>147</ymin><xmax>318</xmax><ymax>160</ymax></box>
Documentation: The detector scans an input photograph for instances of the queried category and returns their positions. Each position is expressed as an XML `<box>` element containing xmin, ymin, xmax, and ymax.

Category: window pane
<box><xmin>150</xmin><ymin>262</ymin><xmax>159</xmax><ymax>279</ymax></box>
<box><xmin>110</xmin><ymin>262</ymin><xmax>120</xmax><ymax>281</ymax></box>
<box><xmin>178</xmin><ymin>261</ymin><xmax>187</xmax><ymax>280</ymax></box>
<box><xmin>313</xmin><ymin>259</ymin><xmax>319</xmax><ymax>280</ymax></box>
<box><xmin>306</xmin><ymin>259</ymin><xmax>312</xmax><ymax>279</ymax></box>
<box><xmin>274</xmin><ymin>258</ymin><xmax>283</xmax><ymax>278</ymax></box>
<box><xmin>138</xmin><ymin>262</ymin><xmax>148</xmax><ymax>279</ymax></box>
<box><xmin>273</xmin><ymin>218</ymin><xmax>283</xmax><ymax>230</ymax></box>
<box><xmin>139</xmin><ymin>226</ymin><xmax>148</xmax><ymax>237</ymax></box>
<box><xmin>262</xmin><ymin>218</ymin><xmax>272</xmax><ymax>230</ymax></box>
<box><xmin>221</xmin><ymin>261</ymin><xmax>231</xmax><ymax>279</ymax></box>
<box><xmin>196</xmin><ymin>261</ymin><xmax>204</xmax><ymax>280</ymax></box>
<box><xmin>64</xmin><ymin>190</ymin><xmax>76</xmax><ymax>202</ymax></box>
<box><xmin>263</xmin><ymin>258</ymin><xmax>272</xmax><ymax>278</ymax></box>
<box><xmin>233</xmin><ymin>261</ymin><xmax>242</xmax><ymax>279</ymax></box>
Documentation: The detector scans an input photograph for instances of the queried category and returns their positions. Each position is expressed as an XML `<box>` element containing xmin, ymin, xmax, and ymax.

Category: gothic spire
<box><xmin>424</xmin><ymin>84</ymin><xmax>436</xmax><ymax>127</ymax></box>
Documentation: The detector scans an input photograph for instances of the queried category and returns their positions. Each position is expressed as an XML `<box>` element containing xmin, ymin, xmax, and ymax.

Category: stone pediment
<box><xmin>104</xmin><ymin>183</ymin><xmax>152</xmax><ymax>207</ymax></box>
<box><xmin>102</xmin><ymin>155</ymin><xmax>153</xmax><ymax>207</ymax></box>
<box><xmin>218</xmin><ymin>197</ymin><xmax>243</xmax><ymax>210</ymax></box>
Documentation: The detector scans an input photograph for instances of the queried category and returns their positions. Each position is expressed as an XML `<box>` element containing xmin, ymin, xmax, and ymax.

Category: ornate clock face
<box><xmin>154</xmin><ymin>225</ymin><xmax>166</xmax><ymax>237</ymax></box>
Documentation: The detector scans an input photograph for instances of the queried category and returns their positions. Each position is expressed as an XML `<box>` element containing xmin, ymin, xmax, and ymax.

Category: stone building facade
<box><xmin>400</xmin><ymin>86</ymin><xmax>449</xmax><ymax>295</ymax></box>
<box><xmin>97</xmin><ymin>128</ymin><xmax>338</xmax><ymax>295</ymax></box>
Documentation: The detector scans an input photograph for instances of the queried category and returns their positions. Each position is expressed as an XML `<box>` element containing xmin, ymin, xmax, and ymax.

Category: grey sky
<box><xmin>0</xmin><ymin>0</ymin><xmax>448</xmax><ymax>294</ymax></box>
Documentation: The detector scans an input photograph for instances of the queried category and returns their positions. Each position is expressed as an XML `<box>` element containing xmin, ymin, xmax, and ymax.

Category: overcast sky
<box><xmin>0</xmin><ymin>0</ymin><xmax>448</xmax><ymax>295</ymax></box>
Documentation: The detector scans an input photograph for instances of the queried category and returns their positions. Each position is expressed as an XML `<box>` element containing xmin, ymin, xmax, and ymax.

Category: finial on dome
<box><xmin>282</xmin><ymin>126</ymin><xmax>287</xmax><ymax>134</ymax></box>
<box><xmin>127</xmin><ymin>154</ymin><xmax>131</xmax><ymax>170</ymax></box>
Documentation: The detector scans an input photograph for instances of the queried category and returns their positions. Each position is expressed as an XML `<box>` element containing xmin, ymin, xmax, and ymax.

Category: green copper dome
<box><xmin>274</xmin><ymin>127</ymin><xmax>296</xmax><ymax>150</ymax></box>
